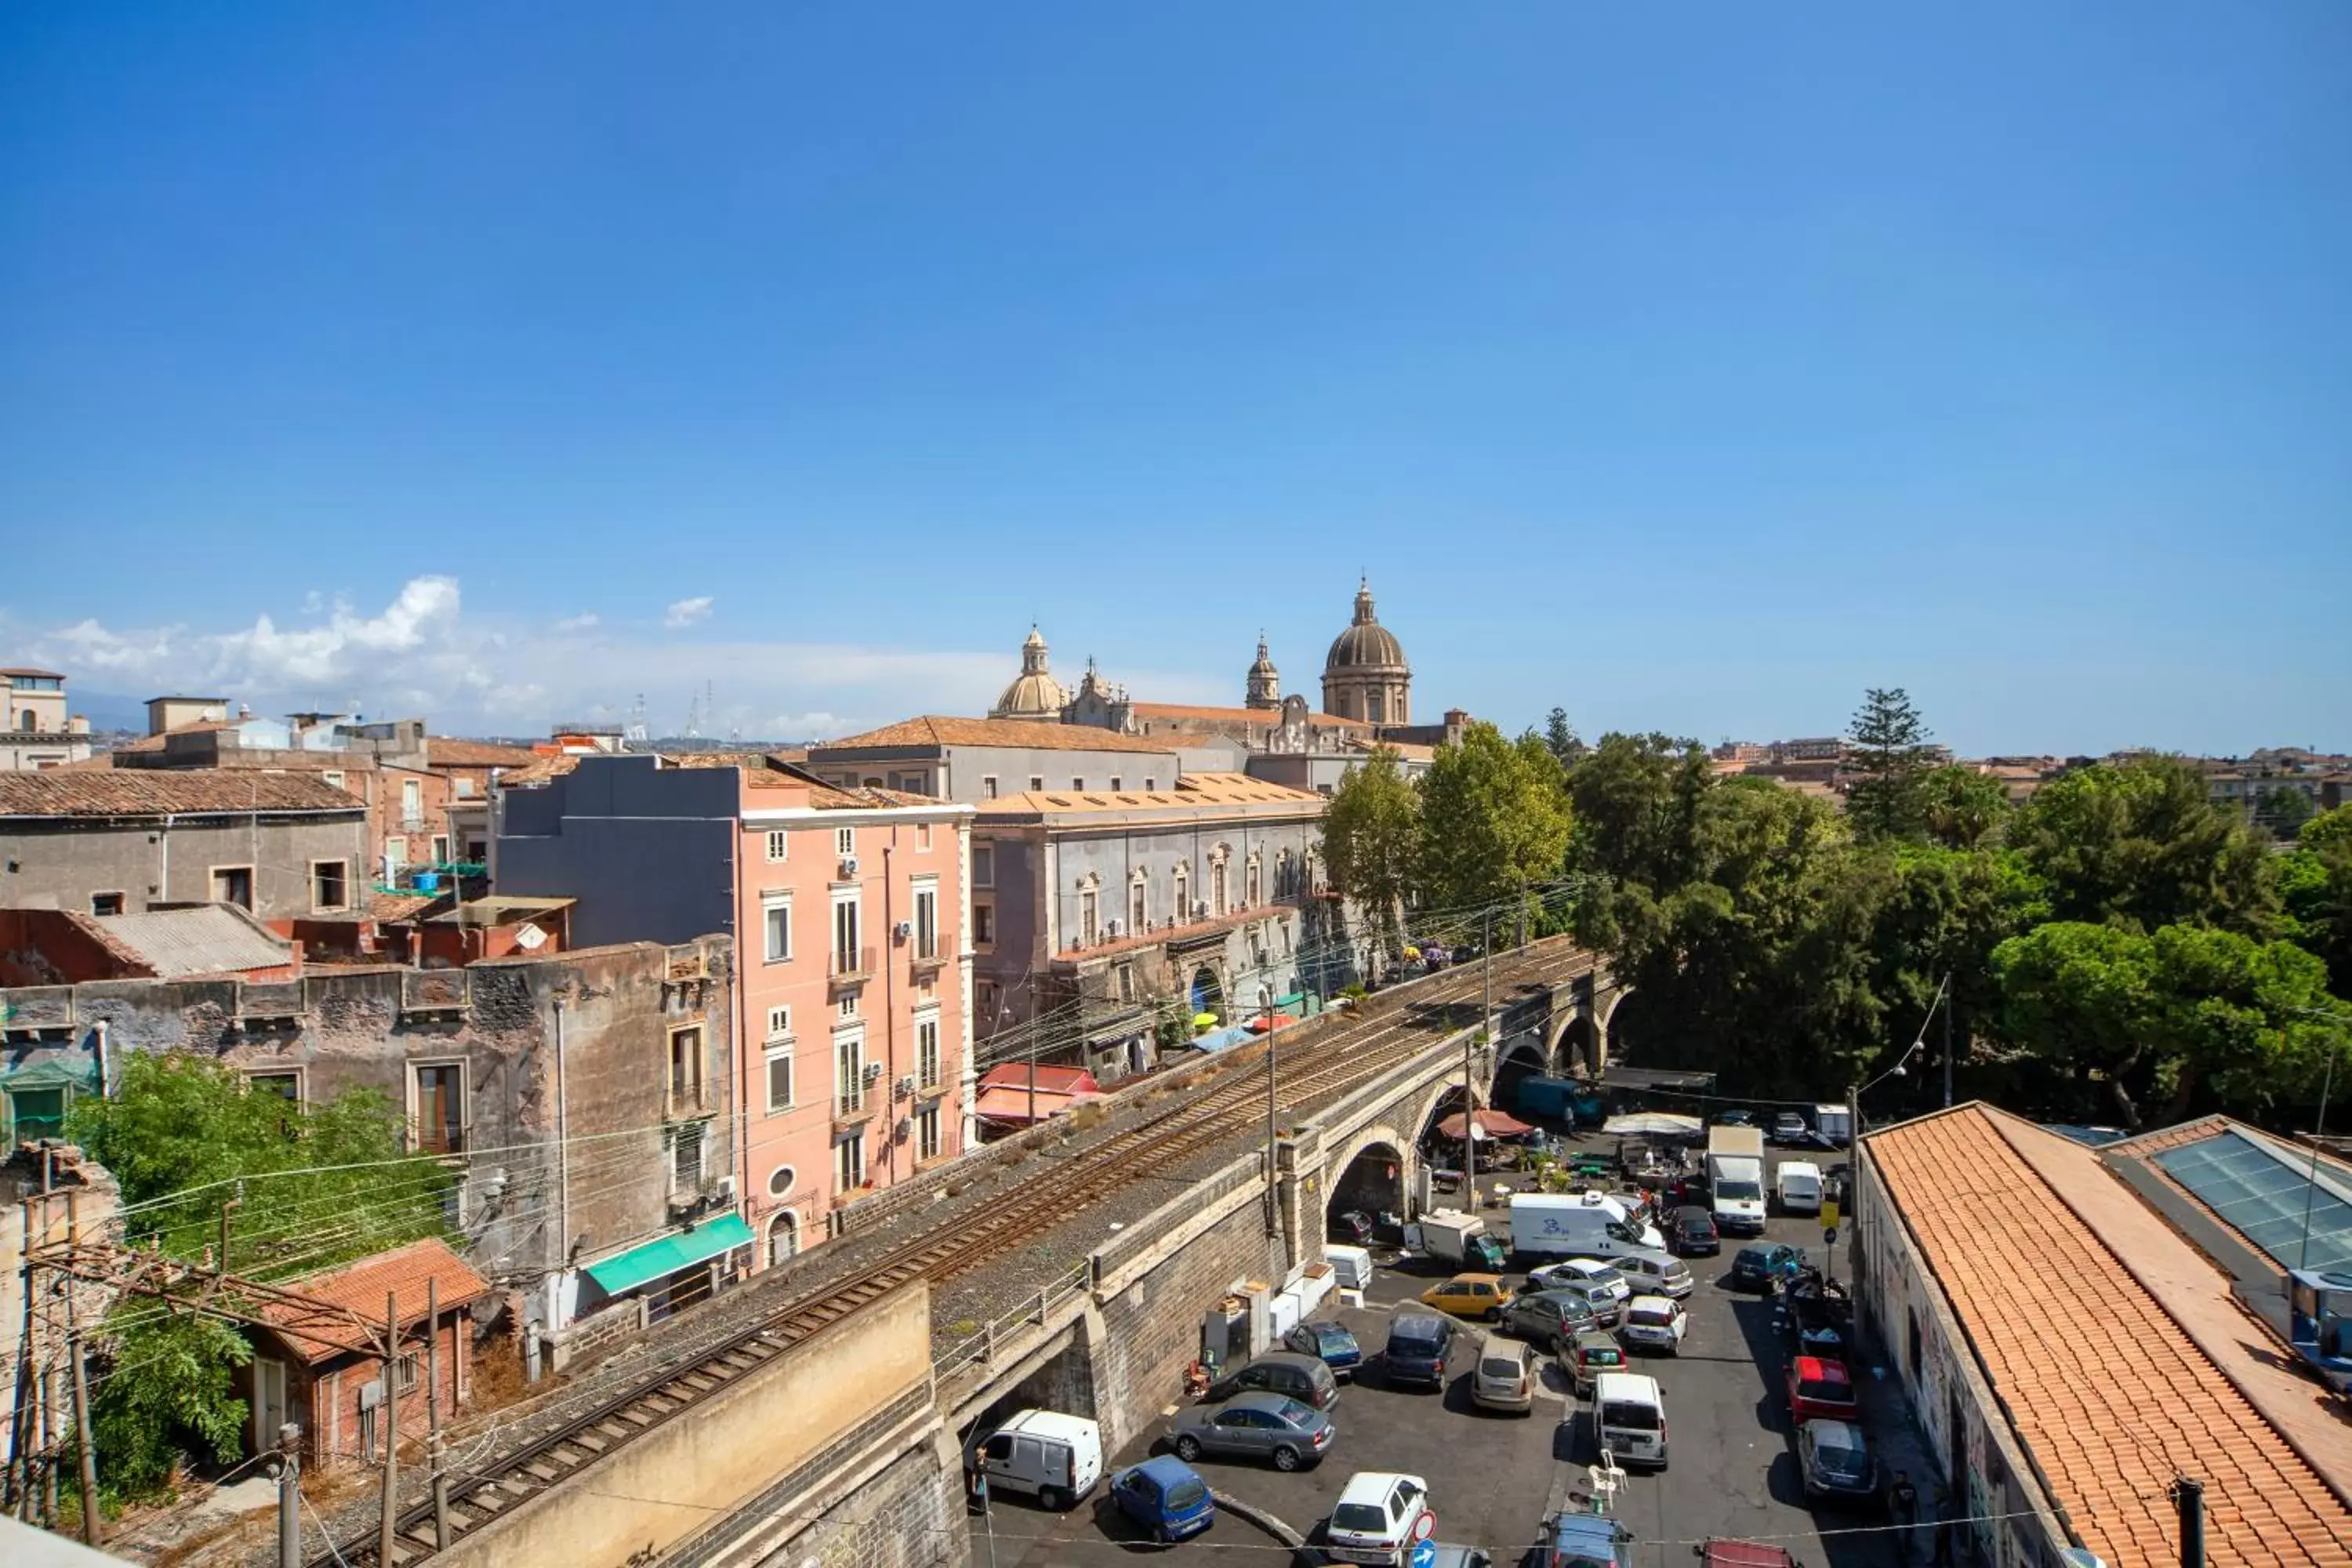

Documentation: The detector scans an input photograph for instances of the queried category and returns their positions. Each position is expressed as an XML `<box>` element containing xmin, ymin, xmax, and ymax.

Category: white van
<box><xmin>1613</xmin><ymin>1248</ymin><xmax>1693</xmax><ymax>1300</ymax></box>
<box><xmin>1591</xmin><ymin>1371</ymin><xmax>1668</xmax><ymax>1469</ymax></box>
<box><xmin>1775</xmin><ymin>1161</ymin><xmax>1824</xmax><ymax>1217</ymax></box>
<box><xmin>1323</xmin><ymin>1243</ymin><xmax>1374</xmax><ymax>1292</ymax></box>
<box><xmin>974</xmin><ymin>1409</ymin><xmax>1103</xmax><ymax>1510</ymax></box>
<box><xmin>1508</xmin><ymin>1192</ymin><xmax>1667</xmax><ymax>1261</ymax></box>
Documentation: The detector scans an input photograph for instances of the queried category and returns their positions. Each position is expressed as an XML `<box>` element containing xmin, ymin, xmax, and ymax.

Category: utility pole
<box><xmin>276</xmin><ymin>1424</ymin><xmax>302</xmax><ymax>1568</ymax></box>
<box><xmin>379</xmin><ymin>1289</ymin><xmax>400</xmax><ymax>1568</ymax></box>
<box><xmin>1942</xmin><ymin>978</ymin><xmax>1955</xmax><ymax>1110</ymax></box>
<box><xmin>64</xmin><ymin>1193</ymin><xmax>99</xmax><ymax>1548</ymax></box>
<box><xmin>1264</xmin><ymin>996</ymin><xmax>1281</xmax><ymax>1237</ymax></box>
<box><xmin>426</xmin><ymin>1276</ymin><xmax>448</xmax><ymax>1549</ymax></box>
<box><xmin>9</xmin><ymin>1196</ymin><xmax>34</xmax><ymax>1521</ymax></box>
<box><xmin>1469</xmin><ymin>906</ymin><xmax>1491</xmax><ymax>1205</ymax></box>
<box><xmin>2299</xmin><ymin>1041</ymin><xmax>2339</xmax><ymax>1271</ymax></box>
<box><xmin>2173</xmin><ymin>1476</ymin><xmax>2205</xmax><ymax>1568</ymax></box>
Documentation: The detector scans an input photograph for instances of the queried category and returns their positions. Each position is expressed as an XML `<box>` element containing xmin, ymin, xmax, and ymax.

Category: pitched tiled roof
<box><xmin>263</xmin><ymin>1239</ymin><xmax>488</xmax><ymax>1363</ymax></box>
<box><xmin>1867</xmin><ymin>1105</ymin><xmax>2352</xmax><ymax>1566</ymax></box>
<box><xmin>1130</xmin><ymin>701</ymin><xmax>1370</xmax><ymax>730</ymax></box>
<box><xmin>105</xmin><ymin>720</ymin><xmax>241</xmax><ymax>755</ymax></box>
<box><xmin>0</xmin><ymin>769</ymin><xmax>363</xmax><ymax>817</ymax></box>
<box><xmin>425</xmin><ymin>737</ymin><xmax>540</xmax><ymax>768</ymax></box>
<box><xmin>976</xmin><ymin>775</ymin><xmax>1325</xmax><ymax>818</ymax></box>
<box><xmin>813</xmin><ymin>716</ymin><xmax>1177</xmax><ymax>755</ymax></box>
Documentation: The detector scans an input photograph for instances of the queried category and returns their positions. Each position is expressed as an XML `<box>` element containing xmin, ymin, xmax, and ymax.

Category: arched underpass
<box><xmin>1327</xmin><ymin>1137</ymin><xmax>1408</xmax><ymax>1240</ymax></box>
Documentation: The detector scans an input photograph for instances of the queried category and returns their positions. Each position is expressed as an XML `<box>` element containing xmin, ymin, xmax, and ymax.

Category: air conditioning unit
<box><xmin>862</xmin><ymin>1062</ymin><xmax>884</xmax><ymax>1084</ymax></box>
<box><xmin>893</xmin><ymin>920</ymin><xmax>913</xmax><ymax>941</ymax></box>
<box><xmin>895</xmin><ymin>1075</ymin><xmax>916</xmax><ymax>1098</ymax></box>
<box><xmin>713</xmin><ymin>1174</ymin><xmax>735</xmax><ymax>1200</ymax></box>
<box><xmin>839</xmin><ymin>855</ymin><xmax>860</xmax><ymax>878</ymax></box>
<box><xmin>1196</xmin><ymin>902</ymin><xmax>1210</xmax><ymax>919</ymax></box>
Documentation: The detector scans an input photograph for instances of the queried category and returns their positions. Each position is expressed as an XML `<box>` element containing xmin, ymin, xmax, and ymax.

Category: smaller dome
<box><xmin>991</xmin><ymin>626</ymin><xmax>1069</xmax><ymax>718</ymax></box>
<box><xmin>1245</xmin><ymin>635</ymin><xmax>1280</xmax><ymax>710</ymax></box>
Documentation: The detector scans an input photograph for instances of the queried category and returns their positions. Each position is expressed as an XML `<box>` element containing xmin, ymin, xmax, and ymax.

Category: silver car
<box><xmin>1469</xmin><ymin>1341</ymin><xmax>1537</xmax><ymax>1415</ymax></box>
<box><xmin>1168</xmin><ymin>1392</ymin><xmax>1335</xmax><ymax>1472</ymax></box>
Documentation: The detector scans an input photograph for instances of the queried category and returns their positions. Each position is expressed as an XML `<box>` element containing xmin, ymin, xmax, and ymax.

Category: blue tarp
<box><xmin>1186</xmin><ymin>1025</ymin><xmax>1257</xmax><ymax>1054</ymax></box>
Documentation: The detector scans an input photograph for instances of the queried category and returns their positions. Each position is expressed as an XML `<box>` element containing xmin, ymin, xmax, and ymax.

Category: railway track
<box><xmin>317</xmin><ymin>940</ymin><xmax>1594</xmax><ymax>1567</ymax></box>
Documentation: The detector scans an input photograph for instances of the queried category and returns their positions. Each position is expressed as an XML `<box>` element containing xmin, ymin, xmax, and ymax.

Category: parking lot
<box><xmin>968</xmin><ymin>1154</ymin><xmax>1907</xmax><ymax>1568</ymax></box>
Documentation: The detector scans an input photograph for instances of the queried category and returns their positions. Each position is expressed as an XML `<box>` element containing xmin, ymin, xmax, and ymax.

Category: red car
<box><xmin>1786</xmin><ymin>1356</ymin><xmax>1860</xmax><ymax>1425</ymax></box>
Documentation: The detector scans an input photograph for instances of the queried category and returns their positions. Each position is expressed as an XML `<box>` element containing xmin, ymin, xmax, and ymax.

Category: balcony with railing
<box><xmin>828</xmin><ymin>945</ymin><xmax>877</xmax><ymax>989</ymax></box>
<box><xmin>833</xmin><ymin>1080</ymin><xmax>873</xmax><ymax>1133</ymax></box>
<box><xmin>666</xmin><ymin>1077</ymin><xmax>714</xmax><ymax>1120</ymax></box>
<box><xmin>909</xmin><ymin>935</ymin><xmax>948</xmax><ymax>978</ymax></box>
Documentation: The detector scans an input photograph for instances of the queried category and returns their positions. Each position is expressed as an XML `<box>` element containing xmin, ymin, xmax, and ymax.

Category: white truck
<box><xmin>1706</xmin><ymin>1126</ymin><xmax>1768</xmax><ymax>1236</ymax></box>
<box><xmin>1813</xmin><ymin>1102</ymin><xmax>1853</xmax><ymax>1149</ymax></box>
<box><xmin>1507</xmin><ymin>1191</ymin><xmax>1666</xmax><ymax>1261</ymax></box>
<box><xmin>1404</xmin><ymin>1207</ymin><xmax>1507</xmax><ymax>1272</ymax></box>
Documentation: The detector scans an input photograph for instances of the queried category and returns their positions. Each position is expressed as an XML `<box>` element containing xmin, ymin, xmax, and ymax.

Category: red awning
<box><xmin>1437</xmin><ymin>1109</ymin><xmax>1537</xmax><ymax>1140</ymax></box>
<box><xmin>1245</xmin><ymin>1013</ymin><xmax>1301</xmax><ymax>1033</ymax></box>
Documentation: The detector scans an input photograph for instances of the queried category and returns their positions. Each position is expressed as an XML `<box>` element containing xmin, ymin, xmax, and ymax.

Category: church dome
<box><xmin>1245</xmin><ymin>636</ymin><xmax>1280</xmax><ymax>709</ymax></box>
<box><xmin>990</xmin><ymin>626</ymin><xmax>1069</xmax><ymax>720</ymax></box>
<box><xmin>1324</xmin><ymin>579</ymin><xmax>1407</xmax><ymax>671</ymax></box>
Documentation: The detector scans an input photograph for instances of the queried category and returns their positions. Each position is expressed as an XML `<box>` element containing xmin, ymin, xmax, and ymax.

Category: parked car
<box><xmin>1786</xmin><ymin>1356</ymin><xmax>1860</xmax><ymax>1425</ymax></box>
<box><xmin>1469</xmin><ymin>1341</ymin><xmax>1538</xmax><ymax>1415</ymax></box>
<box><xmin>1497</xmin><ymin>1288</ymin><xmax>1597</xmax><ymax>1347</ymax></box>
<box><xmin>1324</xmin><ymin>1471</ymin><xmax>1436</xmax><ymax>1567</ymax></box>
<box><xmin>1614</xmin><ymin>1250</ymin><xmax>1695</xmax><ymax>1300</ymax></box>
<box><xmin>1169</xmin><ymin>1392</ymin><xmax>1334</xmax><ymax>1472</ymax></box>
<box><xmin>1796</xmin><ymin>1417</ymin><xmax>1879</xmax><ymax>1503</ymax></box>
<box><xmin>1559</xmin><ymin>1328</ymin><xmax>1628</xmax><ymax>1395</ymax></box>
<box><xmin>1205</xmin><ymin>1350</ymin><xmax>1339</xmax><ymax>1410</ymax></box>
<box><xmin>1671</xmin><ymin>1205</ymin><xmax>1721</xmax><ymax>1257</ymax></box>
<box><xmin>1591</xmin><ymin>1371</ymin><xmax>1668</xmax><ymax>1468</ymax></box>
<box><xmin>1108</xmin><ymin>1456</ymin><xmax>1215</xmax><ymax>1543</ymax></box>
<box><xmin>1421</xmin><ymin>1273</ymin><xmax>1515</xmax><ymax>1322</ymax></box>
<box><xmin>1713</xmin><ymin>1109</ymin><xmax>1756</xmax><ymax>1127</ymax></box>
<box><xmin>1380</xmin><ymin>1312</ymin><xmax>1458</xmax><ymax>1389</ymax></box>
<box><xmin>1528</xmin><ymin>1258</ymin><xmax>1632</xmax><ymax>1305</ymax></box>
<box><xmin>1698</xmin><ymin>1541</ymin><xmax>1798</xmax><ymax>1568</ymax></box>
<box><xmin>1427</xmin><ymin>1545</ymin><xmax>1494</xmax><ymax>1568</ymax></box>
<box><xmin>1522</xmin><ymin>1273</ymin><xmax>1622</xmax><ymax>1329</ymax></box>
<box><xmin>1548</xmin><ymin>1514</ymin><xmax>1635</xmax><ymax>1568</ymax></box>
<box><xmin>1730</xmin><ymin>1243</ymin><xmax>1804</xmax><ymax>1291</ymax></box>
<box><xmin>1329</xmin><ymin>1209</ymin><xmax>1376</xmax><ymax>1247</ymax></box>
<box><xmin>1617</xmin><ymin>1294</ymin><xmax>1687</xmax><ymax>1355</ymax></box>
<box><xmin>1770</xmin><ymin>1111</ymin><xmax>1810</xmax><ymax>1145</ymax></box>
<box><xmin>1284</xmin><ymin>1319</ymin><xmax>1365</xmax><ymax>1379</ymax></box>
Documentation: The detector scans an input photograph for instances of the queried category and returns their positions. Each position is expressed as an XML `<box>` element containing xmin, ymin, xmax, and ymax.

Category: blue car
<box><xmin>1730</xmin><ymin>1243</ymin><xmax>1804</xmax><ymax>1291</ymax></box>
<box><xmin>1109</xmin><ymin>1455</ymin><xmax>1215</xmax><ymax>1544</ymax></box>
<box><xmin>1283</xmin><ymin>1319</ymin><xmax>1364</xmax><ymax>1378</ymax></box>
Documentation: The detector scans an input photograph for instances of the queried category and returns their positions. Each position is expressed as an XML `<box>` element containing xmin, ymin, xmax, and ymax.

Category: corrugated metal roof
<box><xmin>96</xmin><ymin>906</ymin><xmax>293</xmax><ymax>977</ymax></box>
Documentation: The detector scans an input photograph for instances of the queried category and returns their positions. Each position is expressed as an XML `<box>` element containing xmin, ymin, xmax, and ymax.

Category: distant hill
<box><xmin>62</xmin><ymin>689</ymin><xmax>151</xmax><ymax>735</ymax></box>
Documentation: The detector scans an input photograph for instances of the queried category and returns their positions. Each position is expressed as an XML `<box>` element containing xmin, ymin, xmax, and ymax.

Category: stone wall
<box><xmin>0</xmin><ymin>809</ymin><xmax>369</xmax><ymax>920</ymax></box>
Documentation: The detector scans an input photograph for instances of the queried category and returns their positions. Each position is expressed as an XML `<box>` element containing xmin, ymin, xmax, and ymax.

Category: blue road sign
<box><xmin>1411</xmin><ymin>1541</ymin><xmax>1438</xmax><ymax>1568</ymax></box>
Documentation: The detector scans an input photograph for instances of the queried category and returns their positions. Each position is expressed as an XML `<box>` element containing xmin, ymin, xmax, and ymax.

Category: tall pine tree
<box><xmin>1846</xmin><ymin>687</ymin><xmax>1935</xmax><ymax>840</ymax></box>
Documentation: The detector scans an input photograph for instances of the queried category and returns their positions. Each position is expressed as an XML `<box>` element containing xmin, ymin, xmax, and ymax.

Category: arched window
<box><xmin>15</xmin><ymin>710</ymin><xmax>34</xmax><ymax>733</ymax></box>
<box><xmin>1130</xmin><ymin>868</ymin><xmax>1149</xmax><ymax>933</ymax></box>
<box><xmin>1245</xmin><ymin>853</ymin><xmax>1262</xmax><ymax>909</ymax></box>
<box><xmin>1210</xmin><ymin>848</ymin><xmax>1231</xmax><ymax>918</ymax></box>
<box><xmin>1173</xmin><ymin>863</ymin><xmax>1190</xmax><ymax>923</ymax></box>
<box><xmin>767</xmin><ymin>1210</ymin><xmax>800</xmax><ymax>1266</ymax></box>
<box><xmin>1078</xmin><ymin>873</ymin><xmax>1101</xmax><ymax>946</ymax></box>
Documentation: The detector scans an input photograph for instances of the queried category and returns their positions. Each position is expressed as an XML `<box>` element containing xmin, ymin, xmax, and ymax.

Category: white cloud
<box><xmin>1</xmin><ymin>577</ymin><xmax>1026</xmax><ymax>740</ymax></box>
<box><xmin>662</xmin><ymin>597</ymin><xmax>714</xmax><ymax>630</ymax></box>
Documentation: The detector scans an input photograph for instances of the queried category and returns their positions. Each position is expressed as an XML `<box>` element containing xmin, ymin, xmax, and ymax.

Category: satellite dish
<box><xmin>514</xmin><ymin>922</ymin><xmax>547</xmax><ymax>951</ymax></box>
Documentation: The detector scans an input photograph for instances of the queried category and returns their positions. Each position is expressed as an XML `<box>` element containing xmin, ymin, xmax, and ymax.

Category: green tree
<box><xmin>1844</xmin><ymin>687</ymin><xmax>1936</xmax><ymax>840</ymax></box>
<box><xmin>1563</xmin><ymin>732</ymin><xmax>1713</xmax><ymax>895</ymax></box>
<box><xmin>2280</xmin><ymin>836</ymin><xmax>2352</xmax><ymax>994</ymax></box>
<box><xmin>1415</xmin><ymin>721</ymin><xmax>1573</xmax><ymax>921</ymax></box>
<box><xmin>1918</xmin><ymin>765</ymin><xmax>2011</xmax><ymax>851</ymax></box>
<box><xmin>1543</xmin><ymin>706</ymin><xmax>1585</xmax><ymax>769</ymax></box>
<box><xmin>1323</xmin><ymin>746</ymin><xmax>1423</xmax><ymax>957</ymax></box>
<box><xmin>2302</xmin><ymin>804</ymin><xmax>2352</xmax><ymax>854</ymax></box>
<box><xmin>2007</xmin><ymin>756</ymin><xmax>2278</xmax><ymax>936</ymax></box>
<box><xmin>2256</xmin><ymin>786</ymin><xmax>2318</xmax><ymax>840</ymax></box>
<box><xmin>69</xmin><ymin>1054</ymin><xmax>455</xmax><ymax>1501</ymax></box>
<box><xmin>1992</xmin><ymin>920</ymin><xmax>2345</xmax><ymax>1127</ymax></box>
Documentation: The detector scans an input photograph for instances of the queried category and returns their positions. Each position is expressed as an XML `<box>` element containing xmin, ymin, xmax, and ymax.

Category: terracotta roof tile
<box><xmin>813</xmin><ymin>716</ymin><xmax>1177</xmax><ymax>755</ymax></box>
<box><xmin>977</xmin><ymin>775</ymin><xmax>1324</xmax><ymax>818</ymax></box>
<box><xmin>263</xmin><ymin>1238</ymin><xmax>488</xmax><ymax>1364</ymax></box>
<box><xmin>424</xmin><ymin>737</ymin><xmax>541</xmax><ymax>768</ymax></box>
<box><xmin>105</xmin><ymin>720</ymin><xmax>241</xmax><ymax>755</ymax></box>
<box><xmin>1130</xmin><ymin>701</ymin><xmax>1369</xmax><ymax>730</ymax></box>
<box><xmin>0</xmin><ymin>768</ymin><xmax>363</xmax><ymax>817</ymax></box>
<box><xmin>1867</xmin><ymin>1105</ymin><xmax>2352</xmax><ymax>1566</ymax></box>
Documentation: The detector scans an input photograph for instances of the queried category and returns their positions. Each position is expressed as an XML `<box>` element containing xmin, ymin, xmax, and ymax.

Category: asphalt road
<box><xmin>969</xmin><ymin>1151</ymin><xmax>1904</xmax><ymax>1568</ymax></box>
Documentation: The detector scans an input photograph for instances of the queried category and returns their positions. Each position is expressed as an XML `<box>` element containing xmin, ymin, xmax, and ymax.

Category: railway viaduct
<box><xmin>328</xmin><ymin>941</ymin><xmax>1623</xmax><ymax>1568</ymax></box>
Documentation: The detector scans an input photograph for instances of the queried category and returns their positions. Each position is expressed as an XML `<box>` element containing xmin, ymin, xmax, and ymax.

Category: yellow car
<box><xmin>1420</xmin><ymin>1273</ymin><xmax>1515</xmax><ymax>1322</ymax></box>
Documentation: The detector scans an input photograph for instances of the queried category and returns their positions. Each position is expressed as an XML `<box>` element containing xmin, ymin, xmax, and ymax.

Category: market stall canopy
<box><xmin>1601</xmin><ymin>1112</ymin><xmax>1706</xmax><ymax>1139</ymax></box>
<box><xmin>1437</xmin><ymin>1109</ymin><xmax>1537</xmax><ymax>1141</ymax></box>
<box><xmin>1245</xmin><ymin>1013</ymin><xmax>1301</xmax><ymax>1033</ymax></box>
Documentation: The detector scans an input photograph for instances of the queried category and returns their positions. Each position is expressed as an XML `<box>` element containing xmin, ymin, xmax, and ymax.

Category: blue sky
<box><xmin>2</xmin><ymin>4</ymin><xmax>2346</xmax><ymax>751</ymax></box>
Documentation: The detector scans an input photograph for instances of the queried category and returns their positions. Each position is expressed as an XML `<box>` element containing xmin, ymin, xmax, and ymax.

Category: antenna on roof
<box><xmin>626</xmin><ymin>694</ymin><xmax>649</xmax><ymax>751</ymax></box>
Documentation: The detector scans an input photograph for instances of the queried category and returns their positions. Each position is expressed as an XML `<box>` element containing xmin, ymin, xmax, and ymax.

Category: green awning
<box><xmin>583</xmin><ymin>1213</ymin><xmax>754</xmax><ymax>1296</ymax></box>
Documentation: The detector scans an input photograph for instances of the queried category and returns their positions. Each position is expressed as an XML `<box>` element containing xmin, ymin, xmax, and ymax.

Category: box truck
<box><xmin>1706</xmin><ymin>1127</ymin><xmax>1768</xmax><ymax>1236</ymax></box>
<box><xmin>1508</xmin><ymin>1191</ymin><xmax>1667</xmax><ymax>1260</ymax></box>
<box><xmin>1404</xmin><ymin>1208</ymin><xmax>1507</xmax><ymax>1272</ymax></box>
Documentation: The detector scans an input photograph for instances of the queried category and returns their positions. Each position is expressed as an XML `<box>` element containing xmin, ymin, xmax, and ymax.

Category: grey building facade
<box><xmin>0</xmin><ymin>770</ymin><xmax>369</xmax><ymax>921</ymax></box>
<box><xmin>971</xmin><ymin>777</ymin><xmax>1357</xmax><ymax>1079</ymax></box>
<box><xmin>491</xmin><ymin>753</ymin><xmax>740</xmax><ymax>948</ymax></box>
<box><xmin>804</xmin><ymin>716</ymin><xmax>1178</xmax><ymax>805</ymax></box>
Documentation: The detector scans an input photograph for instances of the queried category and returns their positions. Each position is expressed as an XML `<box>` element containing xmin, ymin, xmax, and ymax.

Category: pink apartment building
<box><xmin>492</xmin><ymin>752</ymin><xmax>975</xmax><ymax>1272</ymax></box>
